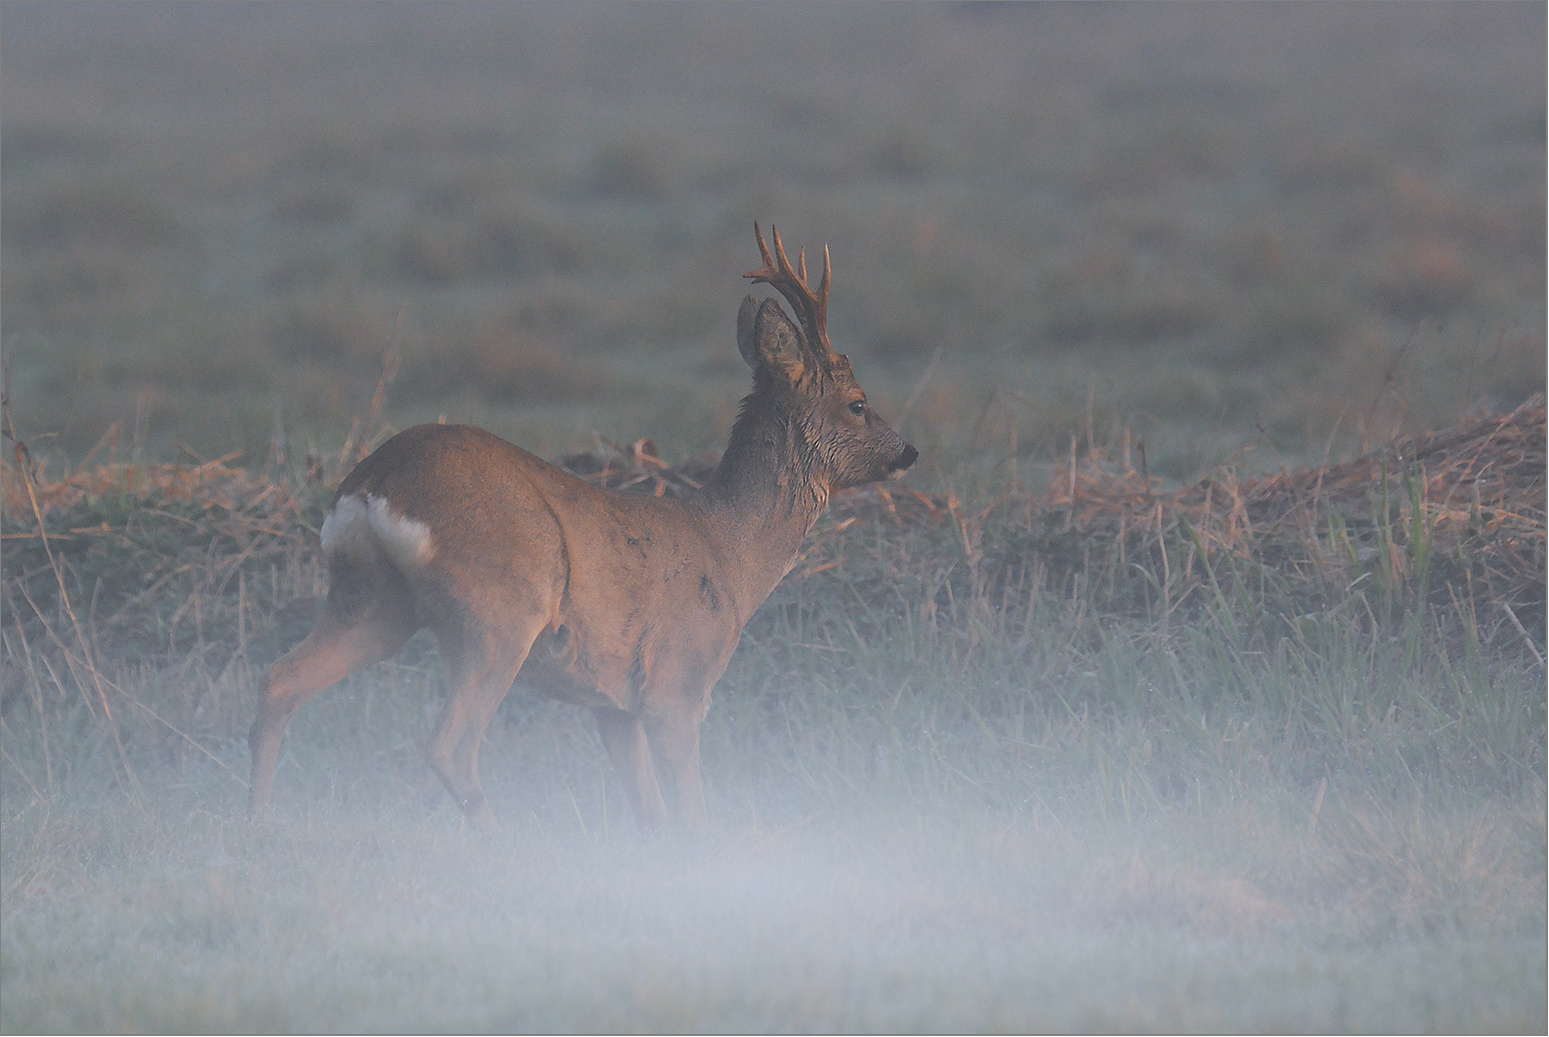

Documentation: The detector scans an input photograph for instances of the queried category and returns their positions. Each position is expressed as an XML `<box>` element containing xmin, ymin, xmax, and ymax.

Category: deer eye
<box><xmin>848</xmin><ymin>399</ymin><xmax>868</xmax><ymax>417</ymax></box>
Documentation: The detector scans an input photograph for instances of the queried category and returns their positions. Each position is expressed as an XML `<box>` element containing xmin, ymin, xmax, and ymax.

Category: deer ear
<box><xmin>737</xmin><ymin>296</ymin><xmax>761</xmax><ymax>367</ymax></box>
<box><xmin>737</xmin><ymin>296</ymin><xmax>807</xmax><ymax>384</ymax></box>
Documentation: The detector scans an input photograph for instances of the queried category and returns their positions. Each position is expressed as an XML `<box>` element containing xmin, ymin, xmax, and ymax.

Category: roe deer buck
<box><xmin>248</xmin><ymin>223</ymin><xmax>917</xmax><ymax>831</ymax></box>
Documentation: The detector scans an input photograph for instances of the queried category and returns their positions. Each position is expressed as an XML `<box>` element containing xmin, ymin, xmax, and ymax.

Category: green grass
<box><xmin>2</xmin><ymin>444</ymin><xmax>1544</xmax><ymax>1031</ymax></box>
<box><xmin>2</xmin><ymin>807</ymin><xmax>1540</xmax><ymax>1033</ymax></box>
<box><xmin>2</xmin><ymin>4</ymin><xmax>1543</xmax><ymax>473</ymax></box>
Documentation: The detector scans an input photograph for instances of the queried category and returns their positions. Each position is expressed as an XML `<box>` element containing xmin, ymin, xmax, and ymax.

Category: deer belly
<box><xmin>515</xmin><ymin>625</ymin><xmax>621</xmax><ymax>709</ymax></box>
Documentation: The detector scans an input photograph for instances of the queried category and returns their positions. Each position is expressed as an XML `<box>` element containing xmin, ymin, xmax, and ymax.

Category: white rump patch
<box><xmin>320</xmin><ymin>492</ymin><xmax>437</xmax><ymax>571</ymax></box>
<box><xmin>320</xmin><ymin>493</ymin><xmax>372</xmax><ymax>562</ymax></box>
<box><xmin>366</xmin><ymin>494</ymin><xmax>437</xmax><ymax>570</ymax></box>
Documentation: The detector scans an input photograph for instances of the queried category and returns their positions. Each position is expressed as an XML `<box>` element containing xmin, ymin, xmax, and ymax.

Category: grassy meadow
<box><xmin>2</xmin><ymin>3</ymin><xmax>1546</xmax><ymax>1032</ymax></box>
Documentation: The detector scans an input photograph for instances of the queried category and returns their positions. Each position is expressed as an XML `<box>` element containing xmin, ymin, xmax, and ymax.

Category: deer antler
<box><xmin>745</xmin><ymin>222</ymin><xmax>834</xmax><ymax>358</ymax></box>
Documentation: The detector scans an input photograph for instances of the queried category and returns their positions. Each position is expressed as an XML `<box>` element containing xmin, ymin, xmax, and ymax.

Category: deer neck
<box><xmin>690</xmin><ymin>395</ymin><xmax>829</xmax><ymax>613</ymax></box>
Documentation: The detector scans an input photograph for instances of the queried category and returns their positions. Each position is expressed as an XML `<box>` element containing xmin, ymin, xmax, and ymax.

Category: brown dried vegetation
<box><xmin>6</xmin><ymin>397</ymin><xmax>1543</xmax><ymax>661</ymax></box>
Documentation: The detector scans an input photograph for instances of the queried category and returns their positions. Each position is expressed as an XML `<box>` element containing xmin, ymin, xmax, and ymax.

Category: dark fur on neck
<box><xmin>704</xmin><ymin>381</ymin><xmax>828</xmax><ymax>522</ymax></box>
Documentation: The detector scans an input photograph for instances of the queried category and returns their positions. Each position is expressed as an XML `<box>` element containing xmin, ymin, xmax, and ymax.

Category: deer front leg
<box><xmin>595</xmin><ymin>706</ymin><xmax>668</xmax><ymax>833</ymax></box>
<box><xmin>644</xmin><ymin>704</ymin><xmax>708</xmax><ymax>831</ymax></box>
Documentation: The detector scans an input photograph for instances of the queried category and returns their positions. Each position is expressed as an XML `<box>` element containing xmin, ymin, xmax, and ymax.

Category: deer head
<box><xmin>729</xmin><ymin>222</ymin><xmax>917</xmax><ymax>503</ymax></box>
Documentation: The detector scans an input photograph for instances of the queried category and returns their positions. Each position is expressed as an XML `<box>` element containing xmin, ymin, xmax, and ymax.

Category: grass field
<box><xmin>2</xmin><ymin>3</ymin><xmax>1545</xmax><ymax>1033</ymax></box>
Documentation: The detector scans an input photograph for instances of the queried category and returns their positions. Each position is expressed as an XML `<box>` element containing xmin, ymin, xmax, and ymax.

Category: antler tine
<box><xmin>754</xmin><ymin>220</ymin><xmax>777</xmax><ymax>271</ymax></box>
<box><xmin>746</xmin><ymin>221</ymin><xmax>833</xmax><ymax>357</ymax></box>
<box><xmin>769</xmin><ymin>224</ymin><xmax>798</xmax><ymax>282</ymax></box>
<box><xmin>771</xmin><ymin>228</ymin><xmax>830</xmax><ymax>312</ymax></box>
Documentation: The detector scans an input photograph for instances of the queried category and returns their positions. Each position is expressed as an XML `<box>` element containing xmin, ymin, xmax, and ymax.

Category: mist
<box><xmin>2</xmin><ymin>3</ymin><xmax>1543</xmax><ymax>1031</ymax></box>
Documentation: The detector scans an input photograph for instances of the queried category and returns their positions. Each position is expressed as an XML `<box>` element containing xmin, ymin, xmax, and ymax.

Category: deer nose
<box><xmin>892</xmin><ymin>444</ymin><xmax>919</xmax><ymax>472</ymax></box>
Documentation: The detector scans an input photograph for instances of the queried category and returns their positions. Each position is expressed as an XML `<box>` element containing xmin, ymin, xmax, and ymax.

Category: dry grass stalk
<box><xmin>1041</xmin><ymin>394</ymin><xmax>1546</xmax><ymax>615</ymax></box>
<box><xmin>0</xmin><ymin>454</ymin><xmax>304</xmax><ymax>530</ymax></box>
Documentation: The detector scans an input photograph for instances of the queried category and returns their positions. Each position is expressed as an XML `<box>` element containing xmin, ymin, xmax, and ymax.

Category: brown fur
<box><xmin>248</xmin><ymin>225</ymin><xmax>916</xmax><ymax>830</ymax></box>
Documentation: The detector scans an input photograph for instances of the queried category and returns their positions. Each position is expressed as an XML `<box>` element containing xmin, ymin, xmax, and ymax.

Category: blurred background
<box><xmin>2</xmin><ymin>1</ymin><xmax>1543</xmax><ymax>486</ymax></box>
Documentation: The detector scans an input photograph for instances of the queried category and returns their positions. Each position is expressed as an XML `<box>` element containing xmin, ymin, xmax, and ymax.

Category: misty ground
<box><xmin>2</xmin><ymin>3</ymin><xmax>1545</xmax><ymax>1032</ymax></box>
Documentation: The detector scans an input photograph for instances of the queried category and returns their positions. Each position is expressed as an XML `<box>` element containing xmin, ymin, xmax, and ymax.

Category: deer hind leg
<box><xmin>248</xmin><ymin>581</ymin><xmax>417</xmax><ymax>817</ymax></box>
<box><xmin>425</xmin><ymin>616</ymin><xmax>550</xmax><ymax>831</ymax></box>
<box><xmin>594</xmin><ymin>707</ymin><xmax>668</xmax><ymax>833</ymax></box>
